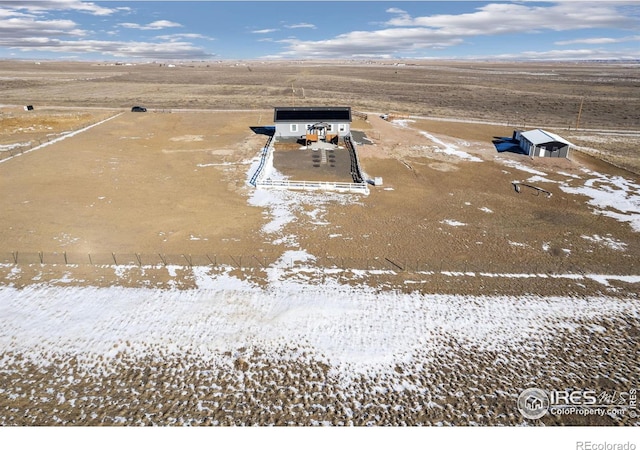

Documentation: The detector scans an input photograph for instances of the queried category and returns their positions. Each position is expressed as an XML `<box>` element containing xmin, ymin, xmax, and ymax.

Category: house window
<box><xmin>327</xmin><ymin>124</ymin><xmax>334</xmax><ymax>132</ymax></box>
<box><xmin>338</xmin><ymin>124</ymin><xmax>346</xmax><ymax>132</ymax></box>
<box><xmin>290</xmin><ymin>124</ymin><xmax>298</xmax><ymax>133</ymax></box>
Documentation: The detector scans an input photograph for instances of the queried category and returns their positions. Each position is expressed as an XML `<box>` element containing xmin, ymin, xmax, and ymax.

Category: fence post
<box><xmin>88</xmin><ymin>253</ymin><xmax>93</xmax><ymax>265</ymax></box>
<box><xmin>112</xmin><ymin>252</ymin><xmax>117</xmax><ymax>265</ymax></box>
<box><xmin>158</xmin><ymin>253</ymin><xmax>167</xmax><ymax>266</ymax></box>
<box><xmin>64</xmin><ymin>251</ymin><xmax>68</xmax><ymax>265</ymax></box>
<box><xmin>183</xmin><ymin>254</ymin><xmax>192</xmax><ymax>267</ymax></box>
<box><xmin>12</xmin><ymin>251</ymin><xmax>18</xmax><ymax>264</ymax></box>
<box><xmin>39</xmin><ymin>251</ymin><xmax>43</xmax><ymax>264</ymax></box>
<box><xmin>252</xmin><ymin>255</ymin><xmax>265</xmax><ymax>268</ymax></box>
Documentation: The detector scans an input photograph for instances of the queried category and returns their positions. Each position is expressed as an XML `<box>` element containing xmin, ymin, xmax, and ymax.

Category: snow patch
<box><xmin>498</xmin><ymin>159</ymin><xmax>547</xmax><ymax>176</ymax></box>
<box><xmin>391</xmin><ymin>119</ymin><xmax>416</xmax><ymax>128</ymax></box>
<box><xmin>0</xmin><ymin>283</ymin><xmax>638</xmax><ymax>372</ymax></box>
<box><xmin>559</xmin><ymin>169</ymin><xmax>640</xmax><ymax>232</ymax></box>
<box><xmin>419</xmin><ymin>132</ymin><xmax>483</xmax><ymax>162</ymax></box>
<box><xmin>581</xmin><ymin>234</ymin><xmax>627</xmax><ymax>251</ymax></box>
<box><xmin>440</xmin><ymin>219</ymin><xmax>466</xmax><ymax>227</ymax></box>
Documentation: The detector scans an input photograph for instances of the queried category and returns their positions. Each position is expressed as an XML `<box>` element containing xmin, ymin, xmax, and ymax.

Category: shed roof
<box><xmin>521</xmin><ymin>129</ymin><xmax>572</xmax><ymax>146</ymax></box>
<box><xmin>274</xmin><ymin>106</ymin><xmax>351</xmax><ymax>122</ymax></box>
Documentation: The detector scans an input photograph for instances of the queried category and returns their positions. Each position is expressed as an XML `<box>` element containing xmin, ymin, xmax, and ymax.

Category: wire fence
<box><xmin>249</xmin><ymin>134</ymin><xmax>274</xmax><ymax>186</ymax></box>
<box><xmin>0</xmin><ymin>114</ymin><xmax>119</xmax><ymax>163</ymax></box>
<box><xmin>1</xmin><ymin>251</ymin><xmax>637</xmax><ymax>276</ymax></box>
<box><xmin>0</xmin><ymin>137</ymin><xmax>57</xmax><ymax>162</ymax></box>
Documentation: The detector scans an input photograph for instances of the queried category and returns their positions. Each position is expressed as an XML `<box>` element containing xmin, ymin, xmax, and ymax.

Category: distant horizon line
<box><xmin>3</xmin><ymin>57</ymin><xmax>640</xmax><ymax>65</ymax></box>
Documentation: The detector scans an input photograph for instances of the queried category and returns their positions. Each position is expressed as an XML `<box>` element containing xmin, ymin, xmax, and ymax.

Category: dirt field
<box><xmin>272</xmin><ymin>141</ymin><xmax>354</xmax><ymax>183</ymax></box>
<box><xmin>0</xmin><ymin>60</ymin><xmax>638</xmax><ymax>426</ymax></box>
<box><xmin>2</xmin><ymin>59</ymin><xmax>638</xmax><ymax>172</ymax></box>
<box><xmin>2</xmin><ymin>107</ymin><xmax>638</xmax><ymax>287</ymax></box>
<box><xmin>0</xmin><ymin>110</ymin><xmax>269</xmax><ymax>256</ymax></box>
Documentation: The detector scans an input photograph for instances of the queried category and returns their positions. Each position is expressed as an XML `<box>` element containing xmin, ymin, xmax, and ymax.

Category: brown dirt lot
<box><xmin>272</xmin><ymin>142</ymin><xmax>354</xmax><ymax>183</ymax></box>
<box><xmin>295</xmin><ymin>116</ymin><xmax>639</xmax><ymax>282</ymax></box>
<box><xmin>0</xmin><ymin>61</ymin><xmax>639</xmax><ymax>427</ymax></box>
<box><xmin>0</xmin><ymin>105</ymin><xmax>638</xmax><ymax>295</ymax></box>
<box><xmin>0</xmin><ymin>110</ymin><xmax>268</xmax><ymax>256</ymax></box>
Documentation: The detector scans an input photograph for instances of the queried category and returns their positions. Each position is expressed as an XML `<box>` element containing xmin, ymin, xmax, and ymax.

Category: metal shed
<box><xmin>514</xmin><ymin>129</ymin><xmax>572</xmax><ymax>158</ymax></box>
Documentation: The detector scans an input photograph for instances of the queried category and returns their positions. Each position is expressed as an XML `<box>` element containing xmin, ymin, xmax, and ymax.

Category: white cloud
<box><xmin>277</xmin><ymin>27</ymin><xmax>464</xmax><ymax>59</ymax></box>
<box><xmin>384</xmin><ymin>7</ymin><xmax>411</xmax><ymax>23</ymax></box>
<box><xmin>385</xmin><ymin>2</ymin><xmax>636</xmax><ymax>33</ymax></box>
<box><xmin>119</xmin><ymin>20</ymin><xmax>182</xmax><ymax>31</ymax></box>
<box><xmin>275</xmin><ymin>2</ymin><xmax>640</xmax><ymax>59</ymax></box>
<box><xmin>1</xmin><ymin>37</ymin><xmax>213</xmax><ymax>59</ymax></box>
<box><xmin>285</xmin><ymin>23</ymin><xmax>316</xmax><ymax>30</ymax></box>
<box><xmin>0</xmin><ymin>8</ymin><xmax>33</xmax><ymax>19</ymax></box>
<box><xmin>0</xmin><ymin>1</ymin><xmax>119</xmax><ymax>16</ymax></box>
<box><xmin>489</xmin><ymin>48</ymin><xmax>640</xmax><ymax>61</ymax></box>
<box><xmin>0</xmin><ymin>17</ymin><xmax>85</xmax><ymax>38</ymax></box>
<box><xmin>252</xmin><ymin>28</ymin><xmax>279</xmax><ymax>34</ymax></box>
<box><xmin>1</xmin><ymin>1</ymin><xmax>638</xmax><ymax>61</ymax></box>
<box><xmin>0</xmin><ymin>2</ymin><xmax>207</xmax><ymax>59</ymax></box>
<box><xmin>555</xmin><ymin>35</ymin><xmax>640</xmax><ymax>45</ymax></box>
<box><xmin>156</xmin><ymin>33</ymin><xmax>215</xmax><ymax>42</ymax></box>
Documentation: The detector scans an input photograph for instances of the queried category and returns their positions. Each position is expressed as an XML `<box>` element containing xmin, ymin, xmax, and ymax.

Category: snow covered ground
<box><xmin>499</xmin><ymin>159</ymin><xmax>640</xmax><ymax>233</ymax></box>
<box><xmin>0</xmin><ymin>283</ymin><xmax>619</xmax><ymax>369</ymax></box>
<box><xmin>0</xmin><ymin>265</ymin><xmax>638</xmax><ymax>426</ymax></box>
<box><xmin>559</xmin><ymin>168</ymin><xmax>640</xmax><ymax>232</ymax></box>
<box><xmin>2</xmin><ymin>185</ymin><xmax>639</xmax><ymax>424</ymax></box>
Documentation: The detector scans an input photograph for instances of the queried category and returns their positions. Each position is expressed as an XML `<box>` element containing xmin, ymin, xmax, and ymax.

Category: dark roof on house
<box><xmin>274</xmin><ymin>106</ymin><xmax>351</xmax><ymax>122</ymax></box>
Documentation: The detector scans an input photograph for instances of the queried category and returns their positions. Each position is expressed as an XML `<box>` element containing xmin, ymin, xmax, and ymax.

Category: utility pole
<box><xmin>575</xmin><ymin>97</ymin><xmax>584</xmax><ymax>130</ymax></box>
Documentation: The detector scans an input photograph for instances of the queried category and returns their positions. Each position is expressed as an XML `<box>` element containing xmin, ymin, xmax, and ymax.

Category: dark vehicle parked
<box><xmin>131</xmin><ymin>106</ymin><xmax>147</xmax><ymax>112</ymax></box>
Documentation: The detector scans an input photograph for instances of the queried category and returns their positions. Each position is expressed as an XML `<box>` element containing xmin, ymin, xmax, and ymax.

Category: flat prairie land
<box><xmin>2</xmin><ymin>59</ymin><xmax>638</xmax><ymax>171</ymax></box>
<box><xmin>1</xmin><ymin>59</ymin><xmax>638</xmax><ymax>130</ymax></box>
<box><xmin>0</xmin><ymin>60</ymin><xmax>638</xmax><ymax>426</ymax></box>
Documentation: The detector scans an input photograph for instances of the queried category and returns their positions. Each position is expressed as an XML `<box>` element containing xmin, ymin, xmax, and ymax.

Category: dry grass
<box><xmin>1</xmin><ymin>60</ymin><xmax>638</xmax><ymax>130</ymax></box>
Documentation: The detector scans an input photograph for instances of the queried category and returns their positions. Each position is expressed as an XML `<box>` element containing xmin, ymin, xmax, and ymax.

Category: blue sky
<box><xmin>0</xmin><ymin>1</ymin><xmax>639</xmax><ymax>61</ymax></box>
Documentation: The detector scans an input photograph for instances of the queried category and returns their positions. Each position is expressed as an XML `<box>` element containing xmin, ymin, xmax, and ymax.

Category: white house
<box><xmin>273</xmin><ymin>106</ymin><xmax>352</xmax><ymax>139</ymax></box>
